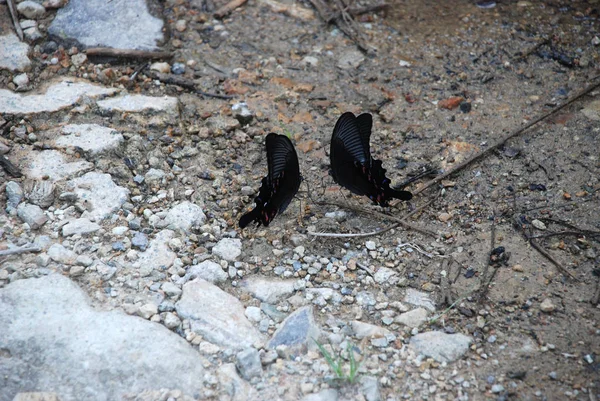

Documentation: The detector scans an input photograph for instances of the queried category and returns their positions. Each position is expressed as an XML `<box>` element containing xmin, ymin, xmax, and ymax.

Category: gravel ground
<box><xmin>1</xmin><ymin>0</ymin><xmax>599</xmax><ymax>400</ymax></box>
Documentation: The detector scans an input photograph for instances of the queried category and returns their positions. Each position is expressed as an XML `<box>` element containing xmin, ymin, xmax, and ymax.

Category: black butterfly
<box><xmin>239</xmin><ymin>133</ymin><xmax>301</xmax><ymax>228</ymax></box>
<box><xmin>330</xmin><ymin>112</ymin><xmax>412</xmax><ymax>206</ymax></box>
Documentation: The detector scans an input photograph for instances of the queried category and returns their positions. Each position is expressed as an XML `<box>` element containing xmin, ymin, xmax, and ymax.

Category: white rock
<box><xmin>71</xmin><ymin>53</ymin><xmax>88</xmax><ymax>66</ymax></box>
<box><xmin>212</xmin><ymin>238</ymin><xmax>242</xmax><ymax>261</ymax></box>
<box><xmin>161</xmin><ymin>282</ymin><xmax>182</xmax><ymax>298</ymax></box>
<box><xmin>136</xmin><ymin>230</ymin><xmax>177</xmax><ymax>274</ymax></box>
<box><xmin>540</xmin><ymin>298</ymin><xmax>556</xmax><ymax>313</ymax></box>
<box><xmin>17</xmin><ymin>1</ymin><xmax>46</xmax><ymax>19</ymax></box>
<box><xmin>97</xmin><ymin>94</ymin><xmax>178</xmax><ymax>114</ymax></box>
<box><xmin>176</xmin><ymin>279</ymin><xmax>264</xmax><ymax>349</ymax></box>
<box><xmin>0</xmin><ymin>78</ymin><xmax>117</xmax><ymax>114</ymax></box>
<box><xmin>395</xmin><ymin>307</ymin><xmax>429</xmax><ymax>328</ymax></box>
<box><xmin>0</xmin><ymin>274</ymin><xmax>205</xmax><ymax>399</ymax></box>
<box><xmin>150</xmin><ymin>62</ymin><xmax>171</xmax><ymax>73</ymax></box>
<box><xmin>48</xmin><ymin>0</ymin><xmax>164</xmax><ymax>51</ymax></box>
<box><xmin>365</xmin><ymin>241</ymin><xmax>376</xmax><ymax>250</ymax></box>
<box><xmin>16</xmin><ymin>203</ymin><xmax>47</xmax><ymax>229</ymax></box>
<box><xmin>67</xmin><ymin>172</ymin><xmax>130</xmax><ymax>220</ymax></box>
<box><xmin>373</xmin><ymin>266</ymin><xmax>398</xmax><ymax>285</ymax></box>
<box><xmin>240</xmin><ymin>277</ymin><xmax>296</xmax><ymax>303</ymax></box>
<box><xmin>350</xmin><ymin>320</ymin><xmax>392</xmax><ymax>339</ymax></box>
<box><xmin>62</xmin><ymin>218</ymin><xmax>101</xmax><ymax>236</ymax></box>
<box><xmin>0</xmin><ymin>34</ymin><xmax>31</xmax><ymax>72</ymax></box>
<box><xmin>54</xmin><ymin>124</ymin><xmax>124</xmax><ymax>155</ymax></box>
<box><xmin>245</xmin><ymin>306</ymin><xmax>262</xmax><ymax>322</ymax></box>
<box><xmin>532</xmin><ymin>219</ymin><xmax>546</xmax><ymax>230</ymax></box>
<box><xmin>184</xmin><ymin>260</ymin><xmax>228</xmax><ymax>284</ymax></box>
<box><xmin>409</xmin><ymin>331</ymin><xmax>472</xmax><ymax>363</ymax></box>
<box><xmin>138</xmin><ymin>303</ymin><xmax>158</xmax><ymax>319</ymax></box>
<box><xmin>13</xmin><ymin>73</ymin><xmax>29</xmax><ymax>87</ymax></box>
<box><xmin>404</xmin><ymin>288</ymin><xmax>436</xmax><ymax>312</ymax></box>
<box><xmin>22</xmin><ymin>150</ymin><xmax>93</xmax><ymax>182</ymax></box>
<box><xmin>163</xmin><ymin>312</ymin><xmax>181</xmax><ymax>329</ymax></box>
<box><xmin>164</xmin><ymin>201</ymin><xmax>206</xmax><ymax>231</ymax></box>
<box><xmin>47</xmin><ymin>243</ymin><xmax>77</xmax><ymax>265</ymax></box>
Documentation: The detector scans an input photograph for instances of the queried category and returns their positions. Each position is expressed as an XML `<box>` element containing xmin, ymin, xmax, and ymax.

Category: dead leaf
<box><xmin>296</xmin><ymin>140</ymin><xmax>319</xmax><ymax>153</ymax></box>
<box><xmin>438</xmin><ymin>96</ymin><xmax>464</xmax><ymax>110</ymax></box>
<box><xmin>291</xmin><ymin>111</ymin><xmax>313</xmax><ymax>123</ymax></box>
<box><xmin>223</xmin><ymin>79</ymin><xmax>249</xmax><ymax>95</ymax></box>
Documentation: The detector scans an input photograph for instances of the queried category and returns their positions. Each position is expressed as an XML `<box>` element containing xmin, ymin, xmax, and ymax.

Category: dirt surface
<box><xmin>1</xmin><ymin>0</ymin><xmax>600</xmax><ymax>400</ymax></box>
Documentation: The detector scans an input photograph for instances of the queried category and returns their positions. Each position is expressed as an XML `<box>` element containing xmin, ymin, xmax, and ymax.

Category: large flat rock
<box><xmin>176</xmin><ymin>279</ymin><xmax>264</xmax><ymax>349</ymax></box>
<box><xmin>21</xmin><ymin>149</ymin><xmax>93</xmax><ymax>182</ymax></box>
<box><xmin>0</xmin><ymin>78</ymin><xmax>117</xmax><ymax>114</ymax></box>
<box><xmin>0</xmin><ymin>274</ymin><xmax>205</xmax><ymax>401</ymax></box>
<box><xmin>48</xmin><ymin>0</ymin><xmax>164</xmax><ymax>50</ymax></box>
<box><xmin>53</xmin><ymin>124</ymin><xmax>124</xmax><ymax>155</ymax></box>
<box><xmin>0</xmin><ymin>34</ymin><xmax>31</xmax><ymax>72</ymax></box>
<box><xmin>66</xmin><ymin>172</ymin><xmax>130</xmax><ymax>220</ymax></box>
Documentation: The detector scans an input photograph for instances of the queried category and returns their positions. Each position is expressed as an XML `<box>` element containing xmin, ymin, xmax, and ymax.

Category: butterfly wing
<box><xmin>239</xmin><ymin>134</ymin><xmax>300</xmax><ymax>228</ymax></box>
<box><xmin>329</xmin><ymin>112</ymin><xmax>412</xmax><ymax>206</ymax></box>
<box><xmin>265</xmin><ymin>133</ymin><xmax>301</xmax><ymax>215</ymax></box>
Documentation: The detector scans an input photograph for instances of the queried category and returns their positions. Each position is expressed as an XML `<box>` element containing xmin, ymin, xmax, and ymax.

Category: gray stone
<box><xmin>164</xmin><ymin>201</ymin><xmax>206</xmax><ymax>231</ymax></box>
<box><xmin>301</xmin><ymin>389</ymin><xmax>339</xmax><ymax>401</ymax></box>
<box><xmin>47</xmin><ymin>243</ymin><xmax>77</xmax><ymax>265</ymax></box>
<box><xmin>360</xmin><ymin>376</ymin><xmax>381</xmax><ymax>401</ymax></box>
<box><xmin>135</xmin><ymin>230</ymin><xmax>177</xmax><ymax>273</ymax></box>
<box><xmin>17</xmin><ymin>1</ymin><xmax>46</xmax><ymax>19</ymax></box>
<box><xmin>49</xmin><ymin>0</ymin><xmax>164</xmax><ymax>50</ymax></box>
<box><xmin>404</xmin><ymin>288</ymin><xmax>436</xmax><ymax>312</ymax></box>
<box><xmin>161</xmin><ymin>282</ymin><xmax>182</xmax><ymax>298</ymax></box>
<box><xmin>97</xmin><ymin>94</ymin><xmax>178</xmax><ymax>114</ymax></box>
<box><xmin>162</xmin><ymin>312</ymin><xmax>181</xmax><ymax>329</ymax></box>
<box><xmin>409</xmin><ymin>331</ymin><xmax>472</xmax><ymax>363</ymax></box>
<box><xmin>176</xmin><ymin>279</ymin><xmax>264</xmax><ymax>349</ymax></box>
<box><xmin>13</xmin><ymin>73</ymin><xmax>30</xmax><ymax>87</ymax></box>
<box><xmin>22</xmin><ymin>150</ymin><xmax>93</xmax><ymax>182</ymax></box>
<box><xmin>144</xmin><ymin>168</ymin><xmax>165</xmax><ymax>184</ymax></box>
<box><xmin>350</xmin><ymin>321</ymin><xmax>392</xmax><ymax>339</ymax></box>
<box><xmin>0</xmin><ymin>34</ymin><xmax>31</xmax><ymax>72</ymax></box>
<box><xmin>245</xmin><ymin>306</ymin><xmax>262</xmax><ymax>322</ymax></box>
<box><xmin>0</xmin><ymin>78</ymin><xmax>117</xmax><ymax>114</ymax></box>
<box><xmin>24</xmin><ymin>180</ymin><xmax>55</xmax><ymax>208</ymax></box>
<box><xmin>131</xmin><ymin>232</ymin><xmax>149</xmax><ymax>251</ymax></box>
<box><xmin>395</xmin><ymin>307</ymin><xmax>429</xmax><ymax>328</ymax></box>
<box><xmin>0</xmin><ymin>274</ymin><xmax>205</xmax><ymax>400</ymax></box>
<box><xmin>235</xmin><ymin>348</ymin><xmax>262</xmax><ymax>380</ymax></box>
<box><xmin>212</xmin><ymin>238</ymin><xmax>242</xmax><ymax>261</ymax></box>
<box><xmin>138</xmin><ymin>303</ymin><xmax>158</xmax><ymax>319</ymax></box>
<box><xmin>231</xmin><ymin>102</ymin><xmax>253</xmax><ymax>125</ymax></box>
<box><xmin>373</xmin><ymin>266</ymin><xmax>398</xmax><ymax>285</ymax></box>
<box><xmin>582</xmin><ymin>100</ymin><xmax>600</xmax><ymax>121</ymax></box>
<box><xmin>240</xmin><ymin>277</ymin><xmax>296</xmax><ymax>303</ymax></box>
<box><xmin>67</xmin><ymin>172</ymin><xmax>129</xmax><ymax>220</ymax></box>
<box><xmin>23</xmin><ymin>27</ymin><xmax>43</xmax><ymax>41</ymax></box>
<box><xmin>6</xmin><ymin>181</ymin><xmax>24</xmax><ymax>211</ymax></box>
<box><xmin>71</xmin><ymin>53</ymin><xmax>87</xmax><ymax>66</ymax></box>
<box><xmin>61</xmin><ymin>218</ymin><xmax>101</xmax><ymax>236</ymax></box>
<box><xmin>16</xmin><ymin>203</ymin><xmax>47</xmax><ymax>229</ymax></box>
<box><xmin>217</xmin><ymin>363</ymin><xmax>258</xmax><ymax>401</ymax></box>
<box><xmin>267</xmin><ymin>306</ymin><xmax>319</xmax><ymax>356</ymax></box>
<box><xmin>54</xmin><ymin>124</ymin><xmax>124</xmax><ymax>155</ymax></box>
<box><xmin>184</xmin><ymin>260</ymin><xmax>228</xmax><ymax>284</ymax></box>
<box><xmin>337</xmin><ymin>50</ymin><xmax>364</xmax><ymax>70</ymax></box>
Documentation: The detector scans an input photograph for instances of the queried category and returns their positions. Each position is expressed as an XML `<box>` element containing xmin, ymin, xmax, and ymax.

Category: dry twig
<box><xmin>7</xmin><ymin>0</ymin><xmax>24</xmax><ymax>41</ymax></box>
<box><xmin>214</xmin><ymin>0</ymin><xmax>248</xmax><ymax>18</ymax></box>
<box><xmin>146</xmin><ymin>71</ymin><xmax>235</xmax><ymax>99</ymax></box>
<box><xmin>412</xmin><ymin>77</ymin><xmax>600</xmax><ymax>196</ymax></box>
<box><xmin>86</xmin><ymin>48</ymin><xmax>173</xmax><ymax>60</ymax></box>
<box><xmin>309</xmin><ymin>194</ymin><xmax>437</xmax><ymax>238</ymax></box>
<box><xmin>0</xmin><ymin>155</ymin><xmax>22</xmax><ymax>178</ymax></box>
<box><xmin>0</xmin><ymin>245</ymin><xmax>41</xmax><ymax>257</ymax></box>
<box><xmin>528</xmin><ymin>237</ymin><xmax>578</xmax><ymax>280</ymax></box>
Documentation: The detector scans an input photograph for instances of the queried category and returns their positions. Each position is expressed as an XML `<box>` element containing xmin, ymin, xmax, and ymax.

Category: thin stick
<box><xmin>129</xmin><ymin>62</ymin><xmax>149</xmax><ymax>81</ymax></box>
<box><xmin>478</xmin><ymin>214</ymin><xmax>497</xmax><ymax>302</ymax></box>
<box><xmin>312</xmin><ymin>194</ymin><xmax>438</xmax><ymax>237</ymax></box>
<box><xmin>0</xmin><ymin>245</ymin><xmax>41</xmax><ymax>257</ymax></box>
<box><xmin>529</xmin><ymin>231</ymin><xmax>600</xmax><ymax>239</ymax></box>
<box><xmin>348</xmin><ymin>2</ymin><xmax>388</xmax><ymax>15</ymax></box>
<box><xmin>413</xmin><ymin>78</ymin><xmax>600</xmax><ymax>196</ymax></box>
<box><xmin>86</xmin><ymin>48</ymin><xmax>173</xmax><ymax>60</ymax></box>
<box><xmin>356</xmin><ymin>261</ymin><xmax>374</xmax><ymax>276</ymax></box>
<box><xmin>147</xmin><ymin>71</ymin><xmax>235</xmax><ymax>99</ymax></box>
<box><xmin>529</xmin><ymin>237</ymin><xmax>578</xmax><ymax>280</ymax></box>
<box><xmin>214</xmin><ymin>0</ymin><xmax>248</xmax><ymax>18</ymax></box>
<box><xmin>7</xmin><ymin>0</ymin><xmax>24</xmax><ymax>41</ymax></box>
<box><xmin>308</xmin><ymin>224</ymin><xmax>398</xmax><ymax>238</ymax></box>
